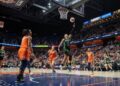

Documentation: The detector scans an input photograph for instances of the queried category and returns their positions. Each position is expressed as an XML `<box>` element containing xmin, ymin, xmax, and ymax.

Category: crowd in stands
<box><xmin>1</xmin><ymin>22</ymin><xmax>120</xmax><ymax>46</ymax></box>
<box><xmin>0</xmin><ymin>32</ymin><xmax>60</xmax><ymax>46</ymax></box>
<box><xmin>80</xmin><ymin>22</ymin><xmax>120</xmax><ymax>40</ymax></box>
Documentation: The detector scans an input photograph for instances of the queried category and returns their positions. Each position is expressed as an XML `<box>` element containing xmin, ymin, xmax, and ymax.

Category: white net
<box><xmin>58</xmin><ymin>7</ymin><xmax>69</xmax><ymax>20</ymax></box>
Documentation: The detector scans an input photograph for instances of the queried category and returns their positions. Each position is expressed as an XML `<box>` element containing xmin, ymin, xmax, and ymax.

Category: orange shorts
<box><xmin>49</xmin><ymin>57</ymin><xmax>55</xmax><ymax>63</ymax></box>
<box><xmin>88</xmin><ymin>57</ymin><xmax>94</xmax><ymax>63</ymax></box>
<box><xmin>18</xmin><ymin>48</ymin><xmax>31</xmax><ymax>60</ymax></box>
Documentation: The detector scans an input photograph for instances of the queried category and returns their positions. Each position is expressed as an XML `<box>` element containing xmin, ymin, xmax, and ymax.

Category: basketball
<box><xmin>70</xmin><ymin>17</ymin><xmax>75</xmax><ymax>23</ymax></box>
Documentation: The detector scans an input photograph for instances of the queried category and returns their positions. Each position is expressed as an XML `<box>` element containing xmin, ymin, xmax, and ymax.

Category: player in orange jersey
<box><xmin>86</xmin><ymin>48</ymin><xmax>95</xmax><ymax>74</ymax></box>
<box><xmin>17</xmin><ymin>29</ymin><xmax>32</xmax><ymax>82</ymax></box>
<box><xmin>48</xmin><ymin>46</ymin><xmax>57</xmax><ymax>73</ymax></box>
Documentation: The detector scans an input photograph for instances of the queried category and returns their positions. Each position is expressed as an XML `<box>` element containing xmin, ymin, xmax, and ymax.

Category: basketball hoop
<box><xmin>58</xmin><ymin>7</ymin><xmax>69</xmax><ymax>20</ymax></box>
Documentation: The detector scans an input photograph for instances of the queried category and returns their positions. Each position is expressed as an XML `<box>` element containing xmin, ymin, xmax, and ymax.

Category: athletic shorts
<box><xmin>63</xmin><ymin>48</ymin><xmax>70</xmax><ymax>55</ymax></box>
<box><xmin>49</xmin><ymin>57</ymin><xmax>55</xmax><ymax>64</ymax></box>
<box><xmin>18</xmin><ymin>48</ymin><xmax>31</xmax><ymax>60</ymax></box>
<box><xmin>63</xmin><ymin>49</ymin><xmax>72</xmax><ymax>61</ymax></box>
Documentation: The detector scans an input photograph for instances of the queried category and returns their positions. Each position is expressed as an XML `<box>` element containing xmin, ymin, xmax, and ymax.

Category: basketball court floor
<box><xmin>0</xmin><ymin>68</ymin><xmax>120</xmax><ymax>86</ymax></box>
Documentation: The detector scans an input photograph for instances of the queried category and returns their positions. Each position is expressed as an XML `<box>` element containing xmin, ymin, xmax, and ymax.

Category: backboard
<box><xmin>53</xmin><ymin>0</ymin><xmax>74</xmax><ymax>6</ymax></box>
<box><xmin>52</xmin><ymin>0</ymin><xmax>89</xmax><ymax>17</ymax></box>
